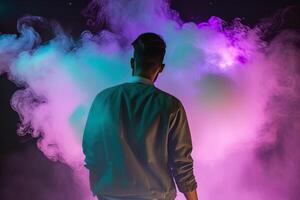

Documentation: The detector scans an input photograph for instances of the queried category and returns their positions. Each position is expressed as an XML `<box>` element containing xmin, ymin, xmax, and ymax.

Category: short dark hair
<box><xmin>131</xmin><ymin>32</ymin><xmax>166</xmax><ymax>69</ymax></box>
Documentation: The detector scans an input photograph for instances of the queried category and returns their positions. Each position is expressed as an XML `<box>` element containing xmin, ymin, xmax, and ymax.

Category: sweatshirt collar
<box><xmin>128</xmin><ymin>76</ymin><xmax>154</xmax><ymax>85</ymax></box>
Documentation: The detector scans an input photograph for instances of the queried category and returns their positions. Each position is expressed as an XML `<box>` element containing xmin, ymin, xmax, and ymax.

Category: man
<box><xmin>83</xmin><ymin>32</ymin><xmax>198</xmax><ymax>200</ymax></box>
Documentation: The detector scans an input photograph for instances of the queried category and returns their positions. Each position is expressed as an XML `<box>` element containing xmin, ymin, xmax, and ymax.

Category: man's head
<box><xmin>131</xmin><ymin>32</ymin><xmax>166</xmax><ymax>82</ymax></box>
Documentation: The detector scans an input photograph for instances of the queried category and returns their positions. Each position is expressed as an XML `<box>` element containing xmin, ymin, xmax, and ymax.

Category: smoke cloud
<box><xmin>1</xmin><ymin>1</ymin><xmax>299</xmax><ymax>199</ymax></box>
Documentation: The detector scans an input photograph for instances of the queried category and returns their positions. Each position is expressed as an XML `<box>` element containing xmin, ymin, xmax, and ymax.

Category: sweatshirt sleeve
<box><xmin>82</xmin><ymin>94</ymin><xmax>104</xmax><ymax>170</ymax></box>
<box><xmin>168</xmin><ymin>100</ymin><xmax>197</xmax><ymax>193</ymax></box>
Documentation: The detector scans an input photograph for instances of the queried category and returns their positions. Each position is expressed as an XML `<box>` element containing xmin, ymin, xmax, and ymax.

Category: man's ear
<box><xmin>130</xmin><ymin>58</ymin><xmax>134</xmax><ymax>69</ymax></box>
<box><xmin>159</xmin><ymin>63</ymin><xmax>165</xmax><ymax>73</ymax></box>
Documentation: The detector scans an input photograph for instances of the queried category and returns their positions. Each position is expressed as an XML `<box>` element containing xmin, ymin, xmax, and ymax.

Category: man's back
<box><xmin>83</xmin><ymin>78</ymin><xmax>197</xmax><ymax>200</ymax></box>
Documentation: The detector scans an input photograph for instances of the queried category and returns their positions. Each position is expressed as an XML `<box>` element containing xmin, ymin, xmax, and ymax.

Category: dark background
<box><xmin>0</xmin><ymin>0</ymin><xmax>299</xmax><ymax>199</ymax></box>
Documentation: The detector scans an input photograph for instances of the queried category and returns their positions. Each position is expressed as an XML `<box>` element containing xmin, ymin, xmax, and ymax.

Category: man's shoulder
<box><xmin>94</xmin><ymin>83</ymin><xmax>127</xmax><ymax>101</ymax></box>
<box><xmin>95</xmin><ymin>83</ymin><xmax>182</xmax><ymax>106</ymax></box>
<box><xmin>154</xmin><ymin>87</ymin><xmax>182</xmax><ymax>107</ymax></box>
<box><xmin>99</xmin><ymin>83</ymin><xmax>127</xmax><ymax>94</ymax></box>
